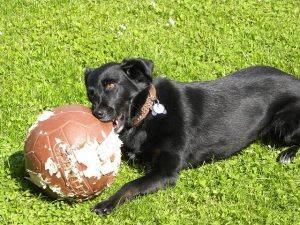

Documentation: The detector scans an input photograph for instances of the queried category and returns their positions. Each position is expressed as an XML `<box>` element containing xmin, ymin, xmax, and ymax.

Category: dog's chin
<box><xmin>97</xmin><ymin>113</ymin><xmax>125</xmax><ymax>133</ymax></box>
<box><xmin>112</xmin><ymin>114</ymin><xmax>125</xmax><ymax>134</ymax></box>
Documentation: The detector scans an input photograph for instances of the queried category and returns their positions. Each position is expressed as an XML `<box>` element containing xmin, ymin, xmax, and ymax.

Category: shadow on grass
<box><xmin>6</xmin><ymin>150</ymin><xmax>54</xmax><ymax>202</ymax></box>
<box><xmin>6</xmin><ymin>150</ymin><xmax>145</xmax><ymax>204</ymax></box>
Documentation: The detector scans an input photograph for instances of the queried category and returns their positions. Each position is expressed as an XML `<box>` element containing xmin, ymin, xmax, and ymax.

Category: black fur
<box><xmin>84</xmin><ymin>58</ymin><xmax>300</xmax><ymax>215</ymax></box>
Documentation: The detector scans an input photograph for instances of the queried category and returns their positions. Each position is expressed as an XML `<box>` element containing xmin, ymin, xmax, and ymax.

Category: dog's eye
<box><xmin>104</xmin><ymin>82</ymin><xmax>116</xmax><ymax>90</ymax></box>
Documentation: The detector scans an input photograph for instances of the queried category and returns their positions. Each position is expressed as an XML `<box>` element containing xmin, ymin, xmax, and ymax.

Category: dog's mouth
<box><xmin>112</xmin><ymin>114</ymin><xmax>125</xmax><ymax>134</ymax></box>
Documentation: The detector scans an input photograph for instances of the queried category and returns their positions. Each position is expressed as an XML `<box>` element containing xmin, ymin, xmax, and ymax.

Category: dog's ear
<box><xmin>121</xmin><ymin>58</ymin><xmax>154</xmax><ymax>83</ymax></box>
<box><xmin>84</xmin><ymin>67</ymin><xmax>94</xmax><ymax>86</ymax></box>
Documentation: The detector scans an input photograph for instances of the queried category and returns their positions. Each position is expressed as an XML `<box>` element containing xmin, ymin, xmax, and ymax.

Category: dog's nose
<box><xmin>97</xmin><ymin>110</ymin><xmax>104</xmax><ymax>118</ymax></box>
<box><xmin>94</xmin><ymin>110</ymin><xmax>105</xmax><ymax>119</ymax></box>
<box><xmin>93</xmin><ymin>109</ymin><xmax>111</xmax><ymax>121</ymax></box>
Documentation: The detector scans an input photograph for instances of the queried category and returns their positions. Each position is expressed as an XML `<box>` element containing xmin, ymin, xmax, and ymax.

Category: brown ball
<box><xmin>24</xmin><ymin>104</ymin><xmax>122</xmax><ymax>202</ymax></box>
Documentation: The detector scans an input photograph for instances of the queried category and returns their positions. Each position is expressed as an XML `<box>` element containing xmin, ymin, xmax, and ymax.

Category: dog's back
<box><xmin>160</xmin><ymin>66</ymin><xmax>300</xmax><ymax>167</ymax></box>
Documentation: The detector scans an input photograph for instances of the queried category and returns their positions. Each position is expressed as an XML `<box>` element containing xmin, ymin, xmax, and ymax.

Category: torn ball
<box><xmin>24</xmin><ymin>104</ymin><xmax>122</xmax><ymax>202</ymax></box>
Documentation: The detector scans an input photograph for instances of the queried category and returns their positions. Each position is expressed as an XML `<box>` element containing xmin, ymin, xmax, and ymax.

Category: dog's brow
<box><xmin>123</xmin><ymin>72</ymin><xmax>140</xmax><ymax>90</ymax></box>
<box><xmin>102</xmin><ymin>78</ymin><xmax>116</xmax><ymax>84</ymax></box>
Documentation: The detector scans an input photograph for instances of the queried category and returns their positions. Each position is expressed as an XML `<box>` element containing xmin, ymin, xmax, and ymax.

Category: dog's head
<box><xmin>84</xmin><ymin>58</ymin><xmax>154</xmax><ymax>133</ymax></box>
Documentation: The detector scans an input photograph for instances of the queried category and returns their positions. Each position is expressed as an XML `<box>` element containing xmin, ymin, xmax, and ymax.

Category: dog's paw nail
<box><xmin>279</xmin><ymin>155</ymin><xmax>292</xmax><ymax>164</ymax></box>
<box><xmin>277</xmin><ymin>151</ymin><xmax>296</xmax><ymax>165</ymax></box>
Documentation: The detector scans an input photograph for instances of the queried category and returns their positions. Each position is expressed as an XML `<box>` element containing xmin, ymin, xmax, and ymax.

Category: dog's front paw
<box><xmin>91</xmin><ymin>198</ymin><xmax>118</xmax><ymax>215</ymax></box>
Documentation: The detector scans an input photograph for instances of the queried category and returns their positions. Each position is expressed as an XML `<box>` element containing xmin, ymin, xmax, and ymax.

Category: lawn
<box><xmin>0</xmin><ymin>0</ymin><xmax>299</xmax><ymax>224</ymax></box>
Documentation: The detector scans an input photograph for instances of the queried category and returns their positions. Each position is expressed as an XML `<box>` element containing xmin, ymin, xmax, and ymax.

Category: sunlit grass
<box><xmin>0</xmin><ymin>0</ymin><xmax>299</xmax><ymax>224</ymax></box>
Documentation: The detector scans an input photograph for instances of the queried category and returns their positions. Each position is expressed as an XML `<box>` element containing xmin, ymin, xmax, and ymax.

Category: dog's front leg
<box><xmin>91</xmin><ymin>152</ymin><xmax>180</xmax><ymax>215</ymax></box>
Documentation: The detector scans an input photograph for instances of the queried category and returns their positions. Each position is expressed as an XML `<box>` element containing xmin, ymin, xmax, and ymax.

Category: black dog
<box><xmin>84</xmin><ymin>58</ymin><xmax>300</xmax><ymax>215</ymax></box>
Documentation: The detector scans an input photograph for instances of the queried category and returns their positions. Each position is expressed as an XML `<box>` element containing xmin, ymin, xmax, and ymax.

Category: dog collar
<box><xmin>131</xmin><ymin>85</ymin><xmax>166</xmax><ymax>127</ymax></box>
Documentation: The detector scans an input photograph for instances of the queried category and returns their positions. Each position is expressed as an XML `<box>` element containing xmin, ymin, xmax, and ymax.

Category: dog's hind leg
<box><xmin>277</xmin><ymin>116</ymin><xmax>300</xmax><ymax>164</ymax></box>
<box><xmin>277</xmin><ymin>145</ymin><xmax>299</xmax><ymax>164</ymax></box>
<box><xmin>271</xmin><ymin>100</ymin><xmax>300</xmax><ymax>164</ymax></box>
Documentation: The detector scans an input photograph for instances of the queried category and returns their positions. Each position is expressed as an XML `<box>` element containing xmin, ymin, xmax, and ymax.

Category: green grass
<box><xmin>1</xmin><ymin>0</ymin><xmax>300</xmax><ymax>224</ymax></box>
